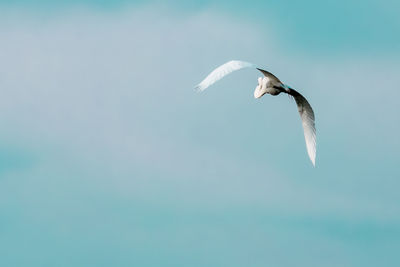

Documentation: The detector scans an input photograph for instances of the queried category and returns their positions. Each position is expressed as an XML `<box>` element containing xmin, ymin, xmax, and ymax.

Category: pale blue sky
<box><xmin>0</xmin><ymin>1</ymin><xmax>399</xmax><ymax>266</ymax></box>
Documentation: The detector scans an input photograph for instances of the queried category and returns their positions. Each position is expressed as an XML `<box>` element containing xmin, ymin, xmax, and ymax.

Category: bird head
<box><xmin>254</xmin><ymin>77</ymin><xmax>268</xmax><ymax>98</ymax></box>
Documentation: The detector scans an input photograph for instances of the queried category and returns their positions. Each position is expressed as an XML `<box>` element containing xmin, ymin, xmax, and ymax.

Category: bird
<box><xmin>195</xmin><ymin>60</ymin><xmax>316</xmax><ymax>166</ymax></box>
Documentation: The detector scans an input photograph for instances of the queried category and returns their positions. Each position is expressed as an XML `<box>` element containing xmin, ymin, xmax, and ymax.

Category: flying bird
<box><xmin>195</xmin><ymin>60</ymin><xmax>316</xmax><ymax>166</ymax></box>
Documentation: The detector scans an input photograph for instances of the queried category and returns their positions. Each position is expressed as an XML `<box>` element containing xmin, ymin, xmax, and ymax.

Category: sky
<box><xmin>0</xmin><ymin>1</ymin><xmax>400</xmax><ymax>266</ymax></box>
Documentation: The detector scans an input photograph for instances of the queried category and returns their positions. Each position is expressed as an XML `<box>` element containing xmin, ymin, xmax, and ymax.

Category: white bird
<box><xmin>195</xmin><ymin>60</ymin><xmax>316</xmax><ymax>166</ymax></box>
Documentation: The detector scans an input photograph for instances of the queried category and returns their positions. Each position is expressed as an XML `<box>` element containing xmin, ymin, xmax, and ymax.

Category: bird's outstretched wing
<box><xmin>195</xmin><ymin>60</ymin><xmax>255</xmax><ymax>91</ymax></box>
<box><xmin>288</xmin><ymin>88</ymin><xmax>316</xmax><ymax>166</ymax></box>
<box><xmin>256</xmin><ymin>68</ymin><xmax>282</xmax><ymax>84</ymax></box>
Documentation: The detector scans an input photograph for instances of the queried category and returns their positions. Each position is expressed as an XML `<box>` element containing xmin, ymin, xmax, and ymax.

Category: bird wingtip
<box><xmin>194</xmin><ymin>85</ymin><xmax>203</xmax><ymax>92</ymax></box>
<box><xmin>310</xmin><ymin>155</ymin><xmax>316</xmax><ymax>167</ymax></box>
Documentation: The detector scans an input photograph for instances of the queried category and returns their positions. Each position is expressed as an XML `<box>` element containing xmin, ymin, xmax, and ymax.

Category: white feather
<box><xmin>291</xmin><ymin>92</ymin><xmax>316</xmax><ymax>166</ymax></box>
<box><xmin>195</xmin><ymin>60</ymin><xmax>256</xmax><ymax>91</ymax></box>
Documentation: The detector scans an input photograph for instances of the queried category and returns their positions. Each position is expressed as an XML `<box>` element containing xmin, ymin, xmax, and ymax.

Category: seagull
<box><xmin>195</xmin><ymin>60</ymin><xmax>316</xmax><ymax>166</ymax></box>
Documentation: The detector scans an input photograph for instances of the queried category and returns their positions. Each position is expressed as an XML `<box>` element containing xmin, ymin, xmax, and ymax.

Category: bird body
<box><xmin>254</xmin><ymin>76</ymin><xmax>285</xmax><ymax>97</ymax></box>
<box><xmin>195</xmin><ymin>60</ymin><xmax>316</xmax><ymax>166</ymax></box>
